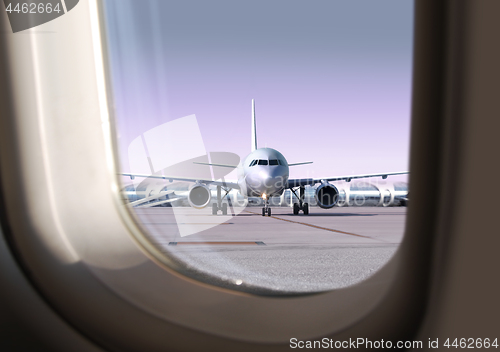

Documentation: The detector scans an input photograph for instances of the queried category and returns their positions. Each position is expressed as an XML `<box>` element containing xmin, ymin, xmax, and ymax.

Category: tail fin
<box><xmin>251</xmin><ymin>99</ymin><xmax>257</xmax><ymax>151</ymax></box>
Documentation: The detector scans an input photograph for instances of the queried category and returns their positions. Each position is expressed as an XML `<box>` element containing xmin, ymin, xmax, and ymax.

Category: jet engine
<box><xmin>187</xmin><ymin>183</ymin><xmax>211</xmax><ymax>209</ymax></box>
<box><xmin>315</xmin><ymin>182</ymin><xmax>339</xmax><ymax>209</ymax></box>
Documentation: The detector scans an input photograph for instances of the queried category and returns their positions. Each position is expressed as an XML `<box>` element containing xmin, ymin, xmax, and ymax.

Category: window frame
<box><xmin>0</xmin><ymin>1</ymin><xmax>466</xmax><ymax>350</ymax></box>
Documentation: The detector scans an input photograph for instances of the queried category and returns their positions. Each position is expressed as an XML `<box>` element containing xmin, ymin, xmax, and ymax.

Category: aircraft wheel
<box><xmin>303</xmin><ymin>203</ymin><xmax>309</xmax><ymax>215</ymax></box>
<box><xmin>212</xmin><ymin>203</ymin><xmax>218</xmax><ymax>215</ymax></box>
<box><xmin>222</xmin><ymin>203</ymin><xmax>228</xmax><ymax>215</ymax></box>
<box><xmin>267</xmin><ymin>208</ymin><xmax>272</xmax><ymax>216</ymax></box>
<box><xmin>293</xmin><ymin>203</ymin><xmax>299</xmax><ymax>215</ymax></box>
<box><xmin>262</xmin><ymin>208</ymin><xmax>266</xmax><ymax>216</ymax></box>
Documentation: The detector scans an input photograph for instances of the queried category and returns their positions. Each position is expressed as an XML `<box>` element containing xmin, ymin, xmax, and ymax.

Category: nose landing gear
<box><xmin>262</xmin><ymin>207</ymin><xmax>271</xmax><ymax>216</ymax></box>
<box><xmin>261</xmin><ymin>195</ymin><xmax>272</xmax><ymax>216</ymax></box>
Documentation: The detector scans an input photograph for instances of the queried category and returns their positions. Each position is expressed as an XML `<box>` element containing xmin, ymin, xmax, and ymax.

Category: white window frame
<box><xmin>0</xmin><ymin>1</ymin><xmax>470</xmax><ymax>350</ymax></box>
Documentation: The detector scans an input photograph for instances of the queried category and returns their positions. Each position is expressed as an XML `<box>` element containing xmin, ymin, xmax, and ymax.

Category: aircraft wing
<box><xmin>120</xmin><ymin>173</ymin><xmax>240</xmax><ymax>189</ymax></box>
<box><xmin>287</xmin><ymin>171</ymin><xmax>409</xmax><ymax>188</ymax></box>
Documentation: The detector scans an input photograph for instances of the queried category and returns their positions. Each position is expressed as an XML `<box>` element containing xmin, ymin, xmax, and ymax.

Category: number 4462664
<box><xmin>5</xmin><ymin>2</ymin><xmax>62</xmax><ymax>14</ymax></box>
<box><xmin>444</xmin><ymin>338</ymin><xmax>498</xmax><ymax>348</ymax></box>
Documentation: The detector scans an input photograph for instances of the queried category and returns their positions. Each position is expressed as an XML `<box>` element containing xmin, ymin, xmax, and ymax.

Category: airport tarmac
<box><xmin>133</xmin><ymin>206</ymin><xmax>406</xmax><ymax>294</ymax></box>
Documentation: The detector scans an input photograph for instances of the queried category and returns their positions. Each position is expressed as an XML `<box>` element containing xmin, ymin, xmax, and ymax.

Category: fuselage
<box><xmin>237</xmin><ymin>148</ymin><xmax>289</xmax><ymax>198</ymax></box>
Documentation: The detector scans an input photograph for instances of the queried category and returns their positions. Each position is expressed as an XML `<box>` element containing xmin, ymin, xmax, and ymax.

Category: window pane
<box><xmin>104</xmin><ymin>0</ymin><xmax>413</xmax><ymax>294</ymax></box>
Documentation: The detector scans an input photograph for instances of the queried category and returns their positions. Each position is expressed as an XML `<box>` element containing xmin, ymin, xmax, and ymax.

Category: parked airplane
<box><xmin>122</xmin><ymin>100</ymin><xmax>408</xmax><ymax>216</ymax></box>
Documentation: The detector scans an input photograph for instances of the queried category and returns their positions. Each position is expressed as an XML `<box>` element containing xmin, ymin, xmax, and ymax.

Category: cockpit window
<box><xmin>249</xmin><ymin>160</ymin><xmax>257</xmax><ymax>167</ymax></box>
<box><xmin>257</xmin><ymin>159</ymin><xmax>268</xmax><ymax>165</ymax></box>
<box><xmin>269</xmin><ymin>159</ymin><xmax>279</xmax><ymax>165</ymax></box>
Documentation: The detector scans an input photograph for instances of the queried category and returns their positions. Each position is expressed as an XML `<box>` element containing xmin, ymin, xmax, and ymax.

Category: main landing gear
<box><xmin>291</xmin><ymin>186</ymin><xmax>309</xmax><ymax>215</ymax></box>
<box><xmin>212</xmin><ymin>203</ymin><xmax>228</xmax><ymax>215</ymax></box>
<box><xmin>212</xmin><ymin>185</ymin><xmax>230</xmax><ymax>215</ymax></box>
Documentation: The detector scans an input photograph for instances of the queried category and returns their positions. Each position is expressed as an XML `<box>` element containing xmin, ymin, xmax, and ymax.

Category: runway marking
<box><xmin>178</xmin><ymin>223</ymin><xmax>232</xmax><ymax>225</ymax></box>
<box><xmin>244</xmin><ymin>210</ymin><xmax>372</xmax><ymax>239</ymax></box>
<box><xmin>138</xmin><ymin>223</ymin><xmax>233</xmax><ymax>225</ymax></box>
<box><xmin>169</xmin><ymin>241</ymin><xmax>266</xmax><ymax>246</ymax></box>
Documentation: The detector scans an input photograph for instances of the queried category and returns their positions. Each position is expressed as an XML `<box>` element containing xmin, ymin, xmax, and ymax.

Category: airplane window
<box><xmin>103</xmin><ymin>0</ymin><xmax>413</xmax><ymax>294</ymax></box>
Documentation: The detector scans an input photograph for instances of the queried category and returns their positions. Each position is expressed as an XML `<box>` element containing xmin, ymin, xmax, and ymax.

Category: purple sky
<box><xmin>104</xmin><ymin>0</ymin><xmax>413</xmax><ymax>182</ymax></box>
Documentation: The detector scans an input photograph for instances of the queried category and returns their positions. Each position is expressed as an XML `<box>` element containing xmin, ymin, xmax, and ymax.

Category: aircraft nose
<box><xmin>268</xmin><ymin>168</ymin><xmax>287</xmax><ymax>187</ymax></box>
<box><xmin>246</xmin><ymin>168</ymin><xmax>287</xmax><ymax>196</ymax></box>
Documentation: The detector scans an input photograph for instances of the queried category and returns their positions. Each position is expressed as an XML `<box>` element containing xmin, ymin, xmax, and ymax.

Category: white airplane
<box><xmin>123</xmin><ymin>100</ymin><xmax>408</xmax><ymax>216</ymax></box>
